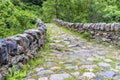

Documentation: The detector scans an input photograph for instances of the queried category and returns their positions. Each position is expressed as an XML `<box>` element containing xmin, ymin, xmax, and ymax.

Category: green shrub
<box><xmin>0</xmin><ymin>0</ymin><xmax>37</xmax><ymax>37</ymax></box>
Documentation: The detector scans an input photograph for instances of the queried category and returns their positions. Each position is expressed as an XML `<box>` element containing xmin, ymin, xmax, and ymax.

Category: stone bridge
<box><xmin>1</xmin><ymin>19</ymin><xmax>120</xmax><ymax>80</ymax></box>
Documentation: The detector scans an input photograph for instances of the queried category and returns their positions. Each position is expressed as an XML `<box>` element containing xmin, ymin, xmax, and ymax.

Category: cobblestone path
<box><xmin>26</xmin><ymin>24</ymin><xmax>120</xmax><ymax>80</ymax></box>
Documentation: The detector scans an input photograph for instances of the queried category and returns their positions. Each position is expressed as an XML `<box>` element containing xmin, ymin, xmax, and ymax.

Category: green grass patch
<box><xmin>93</xmin><ymin>41</ymin><xmax>110</xmax><ymax>47</ymax></box>
<box><xmin>93</xmin><ymin>67</ymin><xmax>103</xmax><ymax>73</ymax></box>
<box><xmin>59</xmin><ymin>25</ymin><xmax>91</xmax><ymax>41</ymax></box>
<box><xmin>79</xmin><ymin>68</ymin><xmax>88</xmax><ymax>75</ymax></box>
<box><xmin>93</xmin><ymin>59</ymin><xmax>103</xmax><ymax>64</ymax></box>
<box><xmin>64</xmin><ymin>77</ymin><xmax>74</xmax><ymax>80</ymax></box>
<box><xmin>6</xmin><ymin>67</ymin><xmax>27</xmax><ymax>80</ymax></box>
<box><xmin>6</xmin><ymin>53</ymin><xmax>45</xmax><ymax>80</ymax></box>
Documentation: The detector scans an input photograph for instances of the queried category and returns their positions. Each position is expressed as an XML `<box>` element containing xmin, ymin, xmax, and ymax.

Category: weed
<box><xmin>6</xmin><ymin>67</ymin><xmax>27</xmax><ymax>80</ymax></box>
<box><xmin>64</xmin><ymin>77</ymin><xmax>74</xmax><ymax>80</ymax></box>
<box><xmin>79</xmin><ymin>68</ymin><xmax>88</xmax><ymax>75</ymax></box>
<box><xmin>58</xmin><ymin>25</ymin><xmax>91</xmax><ymax>41</ymax></box>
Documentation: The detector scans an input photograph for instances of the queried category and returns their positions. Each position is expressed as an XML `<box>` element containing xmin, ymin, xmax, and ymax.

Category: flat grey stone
<box><xmin>37</xmin><ymin>70</ymin><xmax>54</xmax><ymax>76</ymax></box>
<box><xmin>27</xmin><ymin>78</ymin><xmax>35</xmax><ymax>80</ymax></box>
<box><xmin>75</xmin><ymin>50</ymin><xmax>92</xmax><ymax>57</ymax></box>
<box><xmin>60</xmin><ymin>70</ymin><xmax>66</xmax><ymax>73</ymax></box>
<box><xmin>56</xmin><ymin>44</ymin><xmax>65</xmax><ymax>51</ymax></box>
<box><xmin>44</xmin><ymin>62</ymin><xmax>55</xmax><ymax>67</ymax></box>
<box><xmin>54</xmin><ymin>40</ymin><xmax>61</xmax><ymax>43</ymax></box>
<box><xmin>34</xmin><ymin>67</ymin><xmax>44</xmax><ymax>72</ymax></box>
<box><xmin>116</xmin><ymin>63</ymin><xmax>120</xmax><ymax>69</ymax></box>
<box><xmin>70</xmin><ymin>54</ymin><xmax>79</xmax><ymax>60</ymax></box>
<box><xmin>80</xmin><ymin>65</ymin><xmax>97</xmax><ymax>71</ymax></box>
<box><xmin>93</xmin><ymin>77</ymin><xmax>102</xmax><ymax>80</ymax></box>
<box><xmin>87</xmin><ymin>57</ymin><xmax>95</xmax><ymax>61</ymax></box>
<box><xmin>38</xmin><ymin>77</ymin><xmax>48</xmax><ymax>80</ymax></box>
<box><xmin>50</xmin><ymin>74</ymin><xmax>70</xmax><ymax>80</ymax></box>
<box><xmin>98</xmin><ymin>62</ymin><xmax>110</xmax><ymax>67</ymax></box>
<box><xmin>68</xmin><ymin>44</ymin><xmax>78</xmax><ymax>47</ymax></box>
<box><xmin>64</xmin><ymin>62</ymin><xmax>73</xmax><ymax>66</ymax></box>
<box><xmin>0</xmin><ymin>74</ymin><xmax>4</xmax><ymax>80</ymax></box>
<box><xmin>50</xmin><ymin>66</ymin><xmax>61</xmax><ymax>70</ymax></box>
<box><xmin>66</xmin><ymin>66</ymin><xmax>78</xmax><ymax>70</ymax></box>
<box><xmin>113</xmin><ymin>55</ymin><xmax>120</xmax><ymax>60</ymax></box>
<box><xmin>113</xmin><ymin>56</ymin><xmax>120</xmax><ymax>60</ymax></box>
<box><xmin>104</xmin><ymin>59</ymin><xmax>112</xmax><ymax>62</ymax></box>
<box><xmin>82</xmin><ymin>72</ymin><xmax>95</xmax><ymax>79</ymax></box>
<box><xmin>49</xmin><ymin>43</ymin><xmax>55</xmax><ymax>49</ymax></box>
<box><xmin>97</xmin><ymin>52</ymin><xmax>106</xmax><ymax>56</ymax></box>
<box><xmin>71</xmin><ymin>72</ymin><xmax>79</xmax><ymax>77</ymax></box>
<box><xmin>98</xmin><ymin>71</ymin><xmax>117</xmax><ymax>79</ymax></box>
<box><xmin>51</xmin><ymin>50</ymin><xmax>62</xmax><ymax>54</ymax></box>
<box><xmin>80</xmin><ymin>61</ymin><xmax>93</xmax><ymax>65</ymax></box>
<box><xmin>13</xmin><ymin>65</ymin><xmax>20</xmax><ymax>71</ymax></box>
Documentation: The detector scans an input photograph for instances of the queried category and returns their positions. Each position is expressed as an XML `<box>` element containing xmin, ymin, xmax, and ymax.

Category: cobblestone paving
<box><xmin>26</xmin><ymin>24</ymin><xmax>120</xmax><ymax>80</ymax></box>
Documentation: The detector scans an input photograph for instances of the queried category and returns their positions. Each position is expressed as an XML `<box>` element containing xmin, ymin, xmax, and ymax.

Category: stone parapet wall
<box><xmin>53</xmin><ymin>19</ymin><xmax>120</xmax><ymax>46</ymax></box>
<box><xmin>0</xmin><ymin>19</ymin><xmax>46</xmax><ymax>79</ymax></box>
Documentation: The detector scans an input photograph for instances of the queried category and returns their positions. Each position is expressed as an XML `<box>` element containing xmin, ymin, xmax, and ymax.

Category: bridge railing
<box><xmin>53</xmin><ymin>19</ymin><xmax>120</xmax><ymax>46</ymax></box>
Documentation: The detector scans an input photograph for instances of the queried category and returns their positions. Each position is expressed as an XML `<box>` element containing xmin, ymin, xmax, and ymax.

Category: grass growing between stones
<box><xmin>58</xmin><ymin>25</ymin><xmax>91</xmax><ymax>41</ymax></box>
<box><xmin>6</xmin><ymin>29</ymin><xmax>53</xmax><ymax>80</ymax></box>
<box><xmin>6</xmin><ymin>56</ymin><xmax>45</xmax><ymax>80</ymax></box>
<box><xmin>6</xmin><ymin>67</ymin><xmax>27</xmax><ymax>80</ymax></box>
<box><xmin>64</xmin><ymin>77</ymin><xmax>74</xmax><ymax>80</ymax></box>
<box><xmin>6</xmin><ymin>53</ymin><xmax>44</xmax><ymax>80</ymax></box>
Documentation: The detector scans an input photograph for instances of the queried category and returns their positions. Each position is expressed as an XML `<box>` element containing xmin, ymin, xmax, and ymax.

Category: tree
<box><xmin>42</xmin><ymin>0</ymin><xmax>120</xmax><ymax>23</ymax></box>
<box><xmin>21</xmin><ymin>0</ymin><xmax>46</xmax><ymax>6</ymax></box>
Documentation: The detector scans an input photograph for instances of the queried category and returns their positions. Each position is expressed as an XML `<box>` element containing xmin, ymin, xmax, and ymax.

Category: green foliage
<box><xmin>0</xmin><ymin>0</ymin><xmax>39</xmax><ymax>38</ymax></box>
<box><xmin>59</xmin><ymin>25</ymin><xmax>91</xmax><ymax>41</ymax></box>
<box><xmin>64</xmin><ymin>77</ymin><xmax>74</xmax><ymax>80</ymax></box>
<box><xmin>21</xmin><ymin>0</ymin><xmax>46</xmax><ymax>6</ymax></box>
<box><xmin>6</xmin><ymin>66</ymin><xmax>27</xmax><ymax>80</ymax></box>
<box><xmin>102</xmin><ymin>5</ymin><xmax>120</xmax><ymax>22</ymax></box>
<box><xmin>42</xmin><ymin>0</ymin><xmax>56</xmax><ymax>22</ymax></box>
<box><xmin>6</xmin><ymin>57</ymin><xmax>44</xmax><ymax>80</ymax></box>
<box><xmin>42</xmin><ymin>0</ymin><xmax>73</xmax><ymax>22</ymax></box>
<box><xmin>1</xmin><ymin>0</ymin><xmax>120</xmax><ymax>38</ymax></box>
<box><xmin>80</xmin><ymin>32</ymin><xmax>91</xmax><ymax>41</ymax></box>
<box><xmin>5</xmin><ymin>53</ymin><xmax>45</xmax><ymax>80</ymax></box>
<box><xmin>42</xmin><ymin>0</ymin><xmax>120</xmax><ymax>23</ymax></box>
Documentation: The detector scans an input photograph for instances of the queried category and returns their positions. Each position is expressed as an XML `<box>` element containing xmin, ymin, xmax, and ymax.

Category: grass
<box><xmin>93</xmin><ymin>67</ymin><xmax>103</xmax><ymax>73</ymax></box>
<box><xmin>64</xmin><ymin>77</ymin><xmax>74</xmax><ymax>80</ymax></box>
<box><xmin>58</xmin><ymin>41</ymin><xmax>68</xmax><ymax>47</ymax></box>
<box><xmin>79</xmin><ymin>68</ymin><xmax>88</xmax><ymax>75</ymax></box>
<box><xmin>6</xmin><ymin>67</ymin><xmax>27</xmax><ymax>80</ymax></box>
<box><xmin>59</xmin><ymin>25</ymin><xmax>91</xmax><ymax>41</ymax></box>
<box><xmin>6</xmin><ymin>51</ymin><xmax>45</xmax><ymax>80</ymax></box>
<box><xmin>6</xmin><ymin>28</ymin><xmax>53</xmax><ymax>80</ymax></box>
<box><xmin>93</xmin><ymin>59</ymin><xmax>103</xmax><ymax>64</ymax></box>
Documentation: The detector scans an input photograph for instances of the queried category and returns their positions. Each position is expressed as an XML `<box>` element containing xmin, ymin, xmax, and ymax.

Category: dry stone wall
<box><xmin>0</xmin><ymin>19</ymin><xmax>46</xmax><ymax>79</ymax></box>
<box><xmin>53</xmin><ymin>19</ymin><xmax>120</xmax><ymax>46</ymax></box>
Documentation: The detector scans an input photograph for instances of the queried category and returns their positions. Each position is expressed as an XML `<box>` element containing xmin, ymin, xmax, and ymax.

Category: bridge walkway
<box><xmin>26</xmin><ymin>24</ymin><xmax>120</xmax><ymax>80</ymax></box>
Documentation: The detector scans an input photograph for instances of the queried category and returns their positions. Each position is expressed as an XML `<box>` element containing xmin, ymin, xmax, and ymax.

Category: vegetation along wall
<box><xmin>53</xmin><ymin>19</ymin><xmax>120</xmax><ymax>46</ymax></box>
<box><xmin>0</xmin><ymin>19</ymin><xmax>46</xmax><ymax>79</ymax></box>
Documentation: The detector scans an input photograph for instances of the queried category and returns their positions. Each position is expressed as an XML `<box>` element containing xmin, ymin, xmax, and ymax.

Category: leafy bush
<box><xmin>42</xmin><ymin>0</ymin><xmax>120</xmax><ymax>23</ymax></box>
<box><xmin>0</xmin><ymin>0</ymin><xmax>37</xmax><ymax>37</ymax></box>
